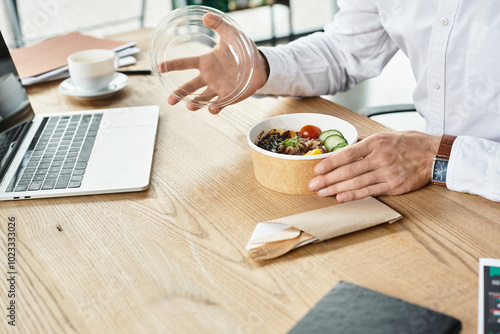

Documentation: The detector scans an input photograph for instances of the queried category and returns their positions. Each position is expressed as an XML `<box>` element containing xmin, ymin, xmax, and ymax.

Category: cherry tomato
<box><xmin>300</xmin><ymin>125</ymin><xmax>321</xmax><ymax>139</ymax></box>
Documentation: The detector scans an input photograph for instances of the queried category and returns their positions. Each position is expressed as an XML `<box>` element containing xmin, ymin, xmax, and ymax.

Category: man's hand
<box><xmin>308</xmin><ymin>131</ymin><xmax>441</xmax><ymax>202</ymax></box>
<box><xmin>157</xmin><ymin>13</ymin><xmax>270</xmax><ymax>114</ymax></box>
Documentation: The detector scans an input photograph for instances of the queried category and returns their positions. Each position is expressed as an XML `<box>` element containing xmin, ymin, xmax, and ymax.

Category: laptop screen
<box><xmin>0</xmin><ymin>31</ymin><xmax>35</xmax><ymax>181</ymax></box>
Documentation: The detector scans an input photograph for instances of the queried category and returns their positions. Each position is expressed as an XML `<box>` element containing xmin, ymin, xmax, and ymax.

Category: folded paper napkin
<box><xmin>246</xmin><ymin>197</ymin><xmax>402</xmax><ymax>260</ymax></box>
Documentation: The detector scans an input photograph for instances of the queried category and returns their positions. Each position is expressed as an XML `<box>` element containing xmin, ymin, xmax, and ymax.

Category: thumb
<box><xmin>202</xmin><ymin>13</ymin><xmax>238</xmax><ymax>39</ymax></box>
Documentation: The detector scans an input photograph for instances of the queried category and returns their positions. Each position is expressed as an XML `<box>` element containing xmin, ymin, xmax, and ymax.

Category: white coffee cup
<box><xmin>67</xmin><ymin>49</ymin><xmax>119</xmax><ymax>92</ymax></box>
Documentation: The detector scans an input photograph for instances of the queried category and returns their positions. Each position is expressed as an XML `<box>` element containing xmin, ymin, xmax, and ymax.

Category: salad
<box><xmin>256</xmin><ymin>125</ymin><xmax>348</xmax><ymax>156</ymax></box>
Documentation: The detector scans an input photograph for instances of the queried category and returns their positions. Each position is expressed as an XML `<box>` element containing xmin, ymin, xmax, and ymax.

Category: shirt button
<box><xmin>440</xmin><ymin>17</ymin><xmax>449</xmax><ymax>26</ymax></box>
<box><xmin>432</xmin><ymin>81</ymin><xmax>440</xmax><ymax>90</ymax></box>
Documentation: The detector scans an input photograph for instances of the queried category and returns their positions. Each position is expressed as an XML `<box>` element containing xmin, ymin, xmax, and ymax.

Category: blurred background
<box><xmin>0</xmin><ymin>0</ymin><xmax>422</xmax><ymax>130</ymax></box>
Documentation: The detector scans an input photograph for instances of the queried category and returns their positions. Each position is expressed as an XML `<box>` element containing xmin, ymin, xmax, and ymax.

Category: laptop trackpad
<box><xmin>83</xmin><ymin>125</ymin><xmax>156</xmax><ymax>191</ymax></box>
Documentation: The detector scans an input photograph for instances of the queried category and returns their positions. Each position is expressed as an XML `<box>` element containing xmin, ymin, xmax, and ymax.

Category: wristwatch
<box><xmin>431</xmin><ymin>134</ymin><xmax>457</xmax><ymax>186</ymax></box>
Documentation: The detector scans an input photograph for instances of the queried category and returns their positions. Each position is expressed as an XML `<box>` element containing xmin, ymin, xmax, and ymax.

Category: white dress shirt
<box><xmin>257</xmin><ymin>0</ymin><xmax>500</xmax><ymax>201</ymax></box>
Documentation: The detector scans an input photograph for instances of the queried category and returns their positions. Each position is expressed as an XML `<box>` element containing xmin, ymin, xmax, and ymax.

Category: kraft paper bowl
<box><xmin>247</xmin><ymin>113</ymin><xmax>358</xmax><ymax>195</ymax></box>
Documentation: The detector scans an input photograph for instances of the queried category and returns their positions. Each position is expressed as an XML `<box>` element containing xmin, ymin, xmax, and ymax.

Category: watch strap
<box><xmin>436</xmin><ymin>134</ymin><xmax>456</xmax><ymax>159</ymax></box>
<box><xmin>431</xmin><ymin>134</ymin><xmax>457</xmax><ymax>187</ymax></box>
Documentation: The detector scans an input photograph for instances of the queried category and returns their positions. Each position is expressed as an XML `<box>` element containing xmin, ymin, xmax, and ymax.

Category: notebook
<box><xmin>0</xmin><ymin>30</ymin><xmax>159</xmax><ymax>201</ymax></box>
<box><xmin>288</xmin><ymin>281</ymin><xmax>462</xmax><ymax>334</ymax></box>
<box><xmin>10</xmin><ymin>32</ymin><xmax>138</xmax><ymax>86</ymax></box>
<box><xmin>10</xmin><ymin>32</ymin><xmax>132</xmax><ymax>80</ymax></box>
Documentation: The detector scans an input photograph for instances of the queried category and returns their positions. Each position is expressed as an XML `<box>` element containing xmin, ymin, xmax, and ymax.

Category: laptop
<box><xmin>0</xmin><ymin>31</ymin><xmax>159</xmax><ymax>201</ymax></box>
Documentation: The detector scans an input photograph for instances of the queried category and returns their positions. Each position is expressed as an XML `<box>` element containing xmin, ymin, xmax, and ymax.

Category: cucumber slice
<box><xmin>332</xmin><ymin>142</ymin><xmax>348</xmax><ymax>151</ymax></box>
<box><xmin>318</xmin><ymin>129</ymin><xmax>344</xmax><ymax>142</ymax></box>
<box><xmin>324</xmin><ymin>134</ymin><xmax>348</xmax><ymax>152</ymax></box>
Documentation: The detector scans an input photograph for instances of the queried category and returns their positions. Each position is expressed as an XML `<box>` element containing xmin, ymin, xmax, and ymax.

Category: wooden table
<box><xmin>2</xmin><ymin>29</ymin><xmax>499</xmax><ymax>334</ymax></box>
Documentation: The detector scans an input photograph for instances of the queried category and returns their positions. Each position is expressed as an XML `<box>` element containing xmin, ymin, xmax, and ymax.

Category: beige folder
<box><xmin>11</xmin><ymin>32</ymin><xmax>128</xmax><ymax>79</ymax></box>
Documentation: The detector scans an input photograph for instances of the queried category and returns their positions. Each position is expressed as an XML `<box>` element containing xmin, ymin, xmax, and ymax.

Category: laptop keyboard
<box><xmin>6</xmin><ymin>113</ymin><xmax>102</xmax><ymax>193</ymax></box>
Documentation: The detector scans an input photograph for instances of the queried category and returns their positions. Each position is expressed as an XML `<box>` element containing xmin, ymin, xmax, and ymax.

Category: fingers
<box><xmin>309</xmin><ymin>157</ymin><xmax>373</xmax><ymax>192</ymax></box>
<box><xmin>202</xmin><ymin>13</ymin><xmax>239</xmax><ymax>39</ymax></box>
<box><xmin>186</xmin><ymin>89</ymin><xmax>218</xmax><ymax>111</ymax></box>
<box><xmin>308</xmin><ymin>136</ymin><xmax>384</xmax><ymax>202</ymax></box>
<box><xmin>335</xmin><ymin>184</ymin><xmax>390</xmax><ymax>203</ymax></box>
<box><xmin>157</xmin><ymin>56</ymin><xmax>200</xmax><ymax>73</ymax></box>
<box><xmin>314</xmin><ymin>141</ymin><xmax>373</xmax><ymax>175</ymax></box>
<box><xmin>208</xmin><ymin>104</ymin><xmax>222</xmax><ymax>115</ymax></box>
<box><xmin>206</xmin><ymin>94</ymin><xmax>238</xmax><ymax>114</ymax></box>
<box><xmin>167</xmin><ymin>76</ymin><xmax>205</xmax><ymax>106</ymax></box>
<box><xmin>313</xmin><ymin>170</ymin><xmax>392</xmax><ymax>203</ymax></box>
<box><xmin>313</xmin><ymin>170</ymin><xmax>385</xmax><ymax>197</ymax></box>
<box><xmin>159</xmin><ymin>14</ymin><xmax>235</xmax><ymax>73</ymax></box>
<box><xmin>169</xmin><ymin>84</ymin><xmax>223</xmax><ymax>114</ymax></box>
<box><xmin>202</xmin><ymin>13</ymin><xmax>223</xmax><ymax>29</ymax></box>
<box><xmin>167</xmin><ymin>94</ymin><xmax>180</xmax><ymax>106</ymax></box>
<box><xmin>308</xmin><ymin>132</ymin><xmax>437</xmax><ymax>202</ymax></box>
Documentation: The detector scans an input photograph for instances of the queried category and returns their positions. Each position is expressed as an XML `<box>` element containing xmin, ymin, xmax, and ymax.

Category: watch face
<box><xmin>432</xmin><ymin>158</ymin><xmax>448</xmax><ymax>183</ymax></box>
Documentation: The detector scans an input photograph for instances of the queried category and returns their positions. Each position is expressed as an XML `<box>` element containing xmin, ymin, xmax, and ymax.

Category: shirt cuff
<box><xmin>254</xmin><ymin>46</ymin><xmax>295</xmax><ymax>96</ymax></box>
<box><xmin>447</xmin><ymin>136</ymin><xmax>500</xmax><ymax>201</ymax></box>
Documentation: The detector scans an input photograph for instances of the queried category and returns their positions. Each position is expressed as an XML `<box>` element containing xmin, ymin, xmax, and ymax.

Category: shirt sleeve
<box><xmin>447</xmin><ymin>136</ymin><xmax>500</xmax><ymax>202</ymax></box>
<box><xmin>255</xmin><ymin>0</ymin><xmax>399</xmax><ymax>97</ymax></box>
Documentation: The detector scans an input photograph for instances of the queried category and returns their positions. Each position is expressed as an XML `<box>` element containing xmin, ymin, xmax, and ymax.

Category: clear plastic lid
<box><xmin>149</xmin><ymin>5</ymin><xmax>256</xmax><ymax>109</ymax></box>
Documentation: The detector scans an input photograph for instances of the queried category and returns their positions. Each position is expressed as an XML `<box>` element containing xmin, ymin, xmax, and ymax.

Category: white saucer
<box><xmin>58</xmin><ymin>73</ymin><xmax>129</xmax><ymax>99</ymax></box>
